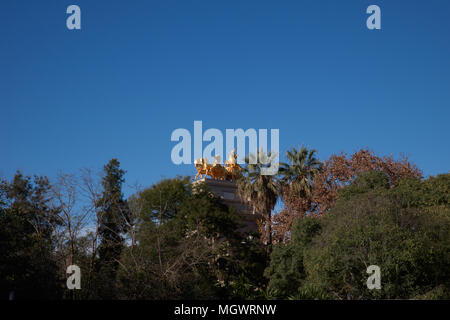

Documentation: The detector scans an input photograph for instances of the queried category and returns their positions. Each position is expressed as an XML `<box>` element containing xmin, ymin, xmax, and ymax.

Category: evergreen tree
<box><xmin>0</xmin><ymin>172</ymin><xmax>62</xmax><ymax>299</ymax></box>
<box><xmin>94</xmin><ymin>159</ymin><xmax>130</xmax><ymax>299</ymax></box>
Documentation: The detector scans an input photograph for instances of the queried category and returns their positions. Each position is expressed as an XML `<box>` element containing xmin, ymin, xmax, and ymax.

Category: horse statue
<box><xmin>224</xmin><ymin>148</ymin><xmax>238</xmax><ymax>167</ymax></box>
<box><xmin>194</xmin><ymin>157</ymin><xmax>211</xmax><ymax>180</ymax></box>
<box><xmin>194</xmin><ymin>150</ymin><xmax>243</xmax><ymax>181</ymax></box>
<box><xmin>224</xmin><ymin>149</ymin><xmax>242</xmax><ymax>181</ymax></box>
<box><xmin>209</xmin><ymin>155</ymin><xmax>227</xmax><ymax>180</ymax></box>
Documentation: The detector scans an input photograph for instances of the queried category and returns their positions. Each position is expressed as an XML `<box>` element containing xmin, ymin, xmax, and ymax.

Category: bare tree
<box><xmin>78</xmin><ymin>167</ymin><xmax>105</xmax><ymax>298</ymax></box>
<box><xmin>52</xmin><ymin>173</ymin><xmax>88</xmax><ymax>266</ymax></box>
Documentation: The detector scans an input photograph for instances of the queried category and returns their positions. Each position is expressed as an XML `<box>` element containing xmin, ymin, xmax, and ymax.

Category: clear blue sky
<box><xmin>1</xmin><ymin>0</ymin><xmax>449</xmax><ymax>196</ymax></box>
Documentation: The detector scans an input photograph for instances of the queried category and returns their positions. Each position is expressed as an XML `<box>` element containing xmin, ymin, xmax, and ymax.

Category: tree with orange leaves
<box><xmin>272</xmin><ymin>148</ymin><xmax>421</xmax><ymax>242</ymax></box>
<box><xmin>311</xmin><ymin>149</ymin><xmax>422</xmax><ymax>216</ymax></box>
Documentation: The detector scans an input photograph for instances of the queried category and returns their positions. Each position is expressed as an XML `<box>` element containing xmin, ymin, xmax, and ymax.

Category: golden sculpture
<box><xmin>210</xmin><ymin>155</ymin><xmax>227</xmax><ymax>180</ymax></box>
<box><xmin>194</xmin><ymin>149</ymin><xmax>242</xmax><ymax>181</ymax></box>
<box><xmin>224</xmin><ymin>148</ymin><xmax>242</xmax><ymax>181</ymax></box>
<box><xmin>194</xmin><ymin>157</ymin><xmax>210</xmax><ymax>180</ymax></box>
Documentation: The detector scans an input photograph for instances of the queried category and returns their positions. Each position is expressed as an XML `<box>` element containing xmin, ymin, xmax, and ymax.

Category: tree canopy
<box><xmin>0</xmin><ymin>148</ymin><xmax>448</xmax><ymax>300</ymax></box>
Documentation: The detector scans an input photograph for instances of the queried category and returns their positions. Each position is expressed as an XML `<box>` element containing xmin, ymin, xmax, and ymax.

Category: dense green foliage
<box><xmin>116</xmin><ymin>178</ymin><xmax>267</xmax><ymax>299</ymax></box>
<box><xmin>91</xmin><ymin>159</ymin><xmax>131</xmax><ymax>299</ymax></box>
<box><xmin>1</xmin><ymin>155</ymin><xmax>448</xmax><ymax>300</ymax></box>
<box><xmin>266</xmin><ymin>171</ymin><xmax>450</xmax><ymax>299</ymax></box>
<box><xmin>0</xmin><ymin>173</ymin><xmax>62</xmax><ymax>299</ymax></box>
<box><xmin>264</xmin><ymin>216</ymin><xmax>322</xmax><ymax>298</ymax></box>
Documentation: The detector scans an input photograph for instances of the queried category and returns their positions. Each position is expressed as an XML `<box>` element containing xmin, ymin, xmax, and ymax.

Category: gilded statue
<box><xmin>194</xmin><ymin>149</ymin><xmax>242</xmax><ymax>181</ymax></box>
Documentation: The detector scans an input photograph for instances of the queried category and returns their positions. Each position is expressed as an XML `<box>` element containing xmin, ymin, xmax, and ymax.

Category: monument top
<box><xmin>194</xmin><ymin>149</ymin><xmax>243</xmax><ymax>182</ymax></box>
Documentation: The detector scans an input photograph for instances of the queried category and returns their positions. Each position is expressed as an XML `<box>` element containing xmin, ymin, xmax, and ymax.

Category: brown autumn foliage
<box><xmin>272</xmin><ymin>208</ymin><xmax>296</xmax><ymax>243</ymax></box>
<box><xmin>312</xmin><ymin>148</ymin><xmax>422</xmax><ymax>216</ymax></box>
<box><xmin>272</xmin><ymin>149</ymin><xmax>422</xmax><ymax>242</ymax></box>
<box><xmin>272</xmin><ymin>187</ymin><xmax>312</xmax><ymax>243</ymax></box>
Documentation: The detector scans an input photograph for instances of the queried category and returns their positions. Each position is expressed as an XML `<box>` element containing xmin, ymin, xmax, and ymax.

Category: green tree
<box><xmin>266</xmin><ymin>172</ymin><xmax>450</xmax><ymax>299</ymax></box>
<box><xmin>93</xmin><ymin>159</ymin><xmax>131</xmax><ymax>299</ymax></box>
<box><xmin>264</xmin><ymin>216</ymin><xmax>322</xmax><ymax>298</ymax></box>
<box><xmin>116</xmin><ymin>178</ymin><xmax>266</xmax><ymax>299</ymax></box>
<box><xmin>179</xmin><ymin>183</ymin><xmax>267</xmax><ymax>299</ymax></box>
<box><xmin>274</xmin><ymin>146</ymin><xmax>322</xmax><ymax>241</ymax></box>
<box><xmin>301</xmin><ymin>172</ymin><xmax>450</xmax><ymax>299</ymax></box>
<box><xmin>391</xmin><ymin>173</ymin><xmax>450</xmax><ymax>208</ymax></box>
<box><xmin>131</xmin><ymin>176</ymin><xmax>191</xmax><ymax>224</ymax></box>
<box><xmin>116</xmin><ymin>178</ymin><xmax>223</xmax><ymax>299</ymax></box>
<box><xmin>279</xmin><ymin>146</ymin><xmax>322</xmax><ymax>198</ymax></box>
<box><xmin>0</xmin><ymin>172</ymin><xmax>62</xmax><ymax>299</ymax></box>
<box><xmin>237</xmin><ymin>150</ymin><xmax>280</xmax><ymax>250</ymax></box>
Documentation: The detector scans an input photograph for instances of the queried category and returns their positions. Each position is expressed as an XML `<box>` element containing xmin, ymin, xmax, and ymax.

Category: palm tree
<box><xmin>237</xmin><ymin>149</ymin><xmax>280</xmax><ymax>250</ymax></box>
<box><xmin>279</xmin><ymin>145</ymin><xmax>322</xmax><ymax>208</ymax></box>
